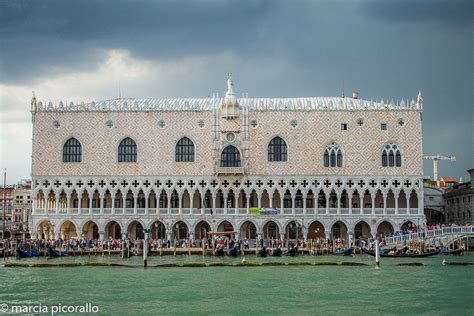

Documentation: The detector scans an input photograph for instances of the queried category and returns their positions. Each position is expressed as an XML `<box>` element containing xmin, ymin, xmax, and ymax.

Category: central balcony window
<box><xmin>217</xmin><ymin>145</ymin><xmax>244</xmax><ymax>174</ymax></box>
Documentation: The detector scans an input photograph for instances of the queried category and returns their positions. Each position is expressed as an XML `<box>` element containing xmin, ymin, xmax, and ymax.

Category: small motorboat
<box><xmin>257</xmin><ymin>247</ymin><xmax>268</xmax><ymax>257</ymax></box>
<box><xmin>363</xmin><ymin>248</ymin><xmax>441</xmax><ymax>258</ymax></box>
<box><xmin>272</xmin><ymin>247</ymin><xmax>283</xmax><ymax>257</ymax></box>
<box><xmin>285</xmin><ymin>246</ymin><xmax>298</xmax><ymax>256</ymax></box>
<box><xmin>16</xmin><ymin>248</ymin><xmax>40</xmax><ymax>258</ymax></box>
<box><xmin>228</xmin><ymin>245</ymin><xmax>240</xmax><ymax>257</ymax></box>
<box><xmin>48</xmin><ymin>247</ymin><xmax>68</xmax><ymax>257</ymax></box>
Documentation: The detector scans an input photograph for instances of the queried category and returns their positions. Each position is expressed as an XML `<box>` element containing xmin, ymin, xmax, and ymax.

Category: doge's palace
<box><xmin>30</xmin><ymin>75</ymin><xmax>425</xmax><ymax>244</ymax></box>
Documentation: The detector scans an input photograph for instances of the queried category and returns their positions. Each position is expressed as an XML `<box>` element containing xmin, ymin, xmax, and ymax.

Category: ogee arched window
<box><xmin>175</xmin><ymin>137</ymin><xmax>195</xmax><ymax>162</ymax></box>
<box><xmin>323</xmin><ymin>142</ymin><xmax>343</xmax><ymax>167</ymax></box>
<box><xmin>382</xmin><ymin>143</ymin><xmax>402</xmax><ymax>167</ymax></box>
<box><xmin>63</xmin><ymin>137</ymin><xmax>82</xmax><ymax>162</ymax></box>
<box><xmin>118</xmin><ymin>137</ymin><xmax>137</xmax><ymax>162</ymax></box>
<box><xmin>268</xmin><ymin>136</ymin><xmax>288</xmax><ymax>162</ymax></box>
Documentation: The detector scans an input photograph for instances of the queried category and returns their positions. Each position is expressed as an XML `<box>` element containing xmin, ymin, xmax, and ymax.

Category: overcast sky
<box><xmin>0</xmin><ymin>0</ymin><xmax>472</xmax><ymax>184</ymax></box>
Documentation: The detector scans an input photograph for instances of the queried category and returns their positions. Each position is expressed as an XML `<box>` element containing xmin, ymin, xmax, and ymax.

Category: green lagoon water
<box><xmin>1</xmin><ymin>254</ymin><xmax>473</xmax><ymax>315</ymax></box>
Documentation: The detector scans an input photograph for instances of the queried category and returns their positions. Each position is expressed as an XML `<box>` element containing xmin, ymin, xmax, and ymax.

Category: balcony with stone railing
<box><xmin>33</xmin><ymin>207</ymin><xmax>421</xmax><ymax>216</ymax></box>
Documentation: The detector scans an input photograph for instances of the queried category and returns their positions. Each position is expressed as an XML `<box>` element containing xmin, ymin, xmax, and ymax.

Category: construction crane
<box><xmin>423</xmin><ymin>154</ymin><xmax>456</xmax><ymax>182</ymax></box>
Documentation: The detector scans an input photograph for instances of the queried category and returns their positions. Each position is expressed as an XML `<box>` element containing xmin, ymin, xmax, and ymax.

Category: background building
<box><xmin>0</xmin><ymin>184</ymin><xmax>14</xmax><ymax>238</ymax></box>
<box><xmin>11</xmin><ymin>179</ymin><xmax>32</xmax><ymax>238</ymax></box>
<box><xmin>30</xmin><ymin>76</ymin><xmax>426</xmax><ymax>243</ymax></box>
<box><xmin>443</xmin><ymin>169</ymin><xmax>473</xmax><ymax>225</ymax></box>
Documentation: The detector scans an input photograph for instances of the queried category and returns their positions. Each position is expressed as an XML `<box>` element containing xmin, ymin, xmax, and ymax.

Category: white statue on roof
<box><xmin>222</xmin><ymin>73</ymin><xmax>239</xmax><ymax>118</ymax></box>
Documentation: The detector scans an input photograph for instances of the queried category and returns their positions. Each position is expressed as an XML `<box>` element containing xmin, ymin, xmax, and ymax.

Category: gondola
<box><xmin>214</xmin><ymin>247</ymin><xmax>225</xmax><ymax>256</ymax></box>
<box><xmin>48</xmin><ymin>247</ymin><xmax>68</xmax><ymax>257</ymax></box>
<box><xmin>257</xmin><ymin>247</ymin><xmax>268</xmax><ymax>257</ymax></box>
<box><xmin>272</xmin><ymin>247</ymin><xmax>283</xmax><ymax>257</ymax></box>
<box><xmin>16</xmin><ymin>248</ymin><xmax>40</xmax><ymax>258</ymax></box>
<box><xmin>228</xmin><ymin>245</ymin><xmax>240</xmax><ymax>257</ymax></box>
<box><xmin>363</xmin><ymin>248</ymin><xmax>440</xmax><ymax>258</ymax></box>
<box><xmin>285</xmin><ymin>246</ymin><xmax>298</xmax><ymax>256</ymax></box>
<box><xmin>442</xmin><ymin>248</ymin><xmax>463</xmax><ymax>256</ymax></box>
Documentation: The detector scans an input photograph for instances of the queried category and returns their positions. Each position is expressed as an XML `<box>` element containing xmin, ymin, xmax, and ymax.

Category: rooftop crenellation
<box><xmin>32</xmin><ymin>95</ymin><xmax>423</xmax><ymax>113</ymax></box>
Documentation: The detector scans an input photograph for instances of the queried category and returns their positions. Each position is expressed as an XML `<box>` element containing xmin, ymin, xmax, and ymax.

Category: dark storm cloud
<box><xmin>0</xmin><ymin>0</ymin><xmax>472</xmax><ymax>181</ymax></box>
<box><xmin>361</xmin><ymin>0</ymin><xmax>472</xmax><ymax>26</ymax></box>
<box><xmin>0</xmin><ymin>0</ymin><xmax>270</xmax><ymax>83</ymax></box>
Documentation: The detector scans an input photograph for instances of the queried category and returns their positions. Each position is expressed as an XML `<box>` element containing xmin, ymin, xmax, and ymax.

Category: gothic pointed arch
<box><xmin>63</xmin><ymin>137</ymin><xmax>82</xmax><ymax>162</ymax></box>
<box><xmin>323</xmin><ymin>142</ymin><xmax>343</xmax><ymax>167</ymax></box>
<box><xmin>118</xmin><ymin>137</ymin><xmax>137</xmax><ymax>162</ymax></box>
<box><xmin>268</xmin><ymin>136</ymin><xmax>288</xmax><ymax>162</ymax></box>
<box><xmin>382</xmin><ymin>142</ymin><xmax>402</xmax><ymax>167</ymax></box>
<box><xmin>220</xmin><ymin>145</ymin><xmax>241</xmax><ymax>167</ymax></box>
<box><xmin>175</xmin><ymin>137</ymin><xmax>195</xmax><ymax>162</ymax></box>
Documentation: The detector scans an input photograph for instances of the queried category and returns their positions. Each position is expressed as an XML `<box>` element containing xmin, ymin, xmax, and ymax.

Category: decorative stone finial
<box><xmin>31</xmin><ymin>91</ymin><xmax>37</xmax><ymax>113</ymax></box>
<box><xmin>417</xmin><ymin>91</ymin><xmax>423</xmax><ymax>107</ymax></box>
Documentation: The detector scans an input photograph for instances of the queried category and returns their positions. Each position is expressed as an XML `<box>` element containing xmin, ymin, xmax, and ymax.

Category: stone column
<box><xmin>325</xmin><ymin>193</ymin><xmax>330</xmax><ymax>215</ymax></box>
<box><xmin>417</xmin><ymin>191</ymin><xmax>423</xmax><ymax>215</ymax></box>
<box><xmin>66</xmin><ymin>193</ymin><xmax>71</xmax><ymax>215</ymax></box>
<box><xmin>325</xmin><ymin>232</ymin><xmax>331</xmax><ymax>241</ymax></box>
<box><xmin>257</xmin><ymin>192</ymin><xmax>262</xmax><ymax>209</ymax></box>
<box><xmin>78</xmin><ymin>191</ymin><xmax>82</xmax><ymax>213</ymax></box>
<box><xmin>280</xmin><ymin>196</ymin><xmax>284</xmax><ymax>215</ymax></box>
<box><xmin>223</xmin><ymin>193</ymin><xmax>228</xmax><ymax>215</ymax></box>
<box><xmin>189</xmin><ymin>191</ymin><xmax>194</xmax><ymax>214</ymax></box>
<box><xmin>133</xmin><ymin>194</ymin><xmax>138</xmax><ymax>215</ymax></box>
<box><xmin>382</xmin><ymin>192</ymin><xmax>387</xmax><ymax>215</ymax></box>
<box><xmin>178</xmin><ymin>192</ymin><xmax>183</xmax><ymax>215</ymax></box>
<box><xmin>212</xmin><ymin>193</ymin><xmax>217</xmax><ymax>214</ymax></box>
<box><xmin>394</xmin><ymin>192</ymin><xmax>399</xmax><ymax>215</ymax></box>
<box><xmin>359</xmin><ymin>195</ymin><xmax>364</xmax><ymax>214</ymax></box>
<box><xmin>291</xmin><ymin>194</ymin><xmax>296</xmax><ymax>215</ymax></box>
<box><xmin>269</xmin><ymin>192</ymin><xmax>273</xmax><ymax>208</ymax></box>
<box><xmin>99</xmin><ymin>231</ymin><xmax>105</xmax><ymax>242</ymax></box>
<box><xmin>88</xmin><ymin>193</ymin><xmax>93</xmax><ymax>215</ymax></box>
<box><xmin>348</xmin><ymin>232</ymin><xmax>354</xmax><ymax>246</ymax></box>
<box><xmin>100</xmin><ymin>193</ymin><xmax>105</xmax><ymax>215</ymax></box>
<box><xmin>246</xmin><ymin>195</ymin><xmax>251</xmax><ymax>215</ymax></box>
<box><xmin>348</xmin><ymin>193</ymin><xmax>353</xmax><ymax>215</ymax></box>
<box><xmin>234</xmin><ymin>194</ymin><xmax>239</xmax><ymax>212</ymax></box>
<box><xmin>406</xmin><ymin>194</ymin><xmax>410</xmax><ymax>214</ymax></box>
<box><xmin>371</xmin><ymin>192</ymin><xmax>376</xmax><ymax>215</ymax></box>
<box><xmin>302</xmin><ymin>192</ymin><xmax>307</xmax><ymax>215</ymax></box>
<box><xmin>201</xmin><ymin>193</ymin><xmax>206</xmax><ymax>215</ymax></box>
<box><xmin>144</xmin><ymin>192</ymin><xmax>149</xmax><ymax>215</ymax></box>
<box><xmin>55</xmin><ymin>196</ymin><xmax>60</xmax><ymax>214</ymax></box>
<box><xmin>315</xmin><ymin>194</ymin><xmax>318</xmax><ymax>214</ymax></box>
<box><xmin>111</xmin><ymin>191</ymin><xmax>116</xmax><ymax>215</ymax></box>
<box><xmin>167</xmin><ymin>194</ymin><xmax>171</xmax><ymax>215</ymax></box>
<box><xmin>122</xmin><ymin>194</ymin><xmax>127</xmax><ymax>212</ymax></box>
<box><xmin>280</xmin><ymin>232</ymin><xmax>285</xmax><ymax>243</ymax></box>
<box><xmin>336</xmin><ymin>192</ymin><xmax>341</xmax><ymax>215</ymax></box>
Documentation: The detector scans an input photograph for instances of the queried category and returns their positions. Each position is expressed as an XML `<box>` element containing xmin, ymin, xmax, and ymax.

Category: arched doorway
<box><xmin>331</xmin><ymin>221</ymin><xmax>348</xmax><ymax>241</ymax></box>
<box><xmin>195</xmin><ymin>220</ymin><xmax>211</xmax><ymax>240</ymax></box>
<box><xmin>401</xmin><ymin>220</ymin><xmax>417</xmax><ymax>233</ymax></box>
<box><xmin>377</xmin><ymin>221</ymin><xmax>394</xmax><ymax>236</ymax></box>
<box><xmin>217</xmin><ymin>220</ymin><xmax>235</xmax><ymax>236</ymax></box>
<box><xmin>240</xmin><ymin>221</ymin><xmax>257</xmax><ymax>239</ymax></box>
<box><xmin>173</xmin><ymin>221</ymin><xmax>189</xmax><ymax>240</ymax></box>
<box><xmin>307</xmin><ymin>221</ymin><xmax>325</xmax><ymax>240</ymax></box>
<box><xmin>37</xmin><ymin>220</ymin><xmax>54</xmax><ymax>240</ymax></box>
<box><xmin>60</xmin><ymin>221</ymin><xmax>78</xmax><ymax>240</ymax></box>
<box><xmin>262</xmin><ymin>221</ymin><xmax>279</xmax><ymax>239</ymax></box>
<box><xmin>105</xmin><ymin>221</ymin><xmax>122</xmax><ymax>239</ymax></box>
<box><xmin>82</xmin><ymin>220</ymin><xmax>99</xmax><ymax>240</ymax></box>
<box><xmin>127</xmin><ymin>221</ymin><xmax>144</xmax><ymax>239</ymax></box>
<box><xmin>285</xmin><ymin>221</ymin><xmax>303</xmax><ymax>239</ymax></box>
<box><xmin>354</xmin><ymin>221</ymin><xmax>371</xmax><ymax>240</ymax></box>
<box><xmin>151</xmin><ymin>220</ymin><xmax>167</xmax><ymax>239</ymax></box>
